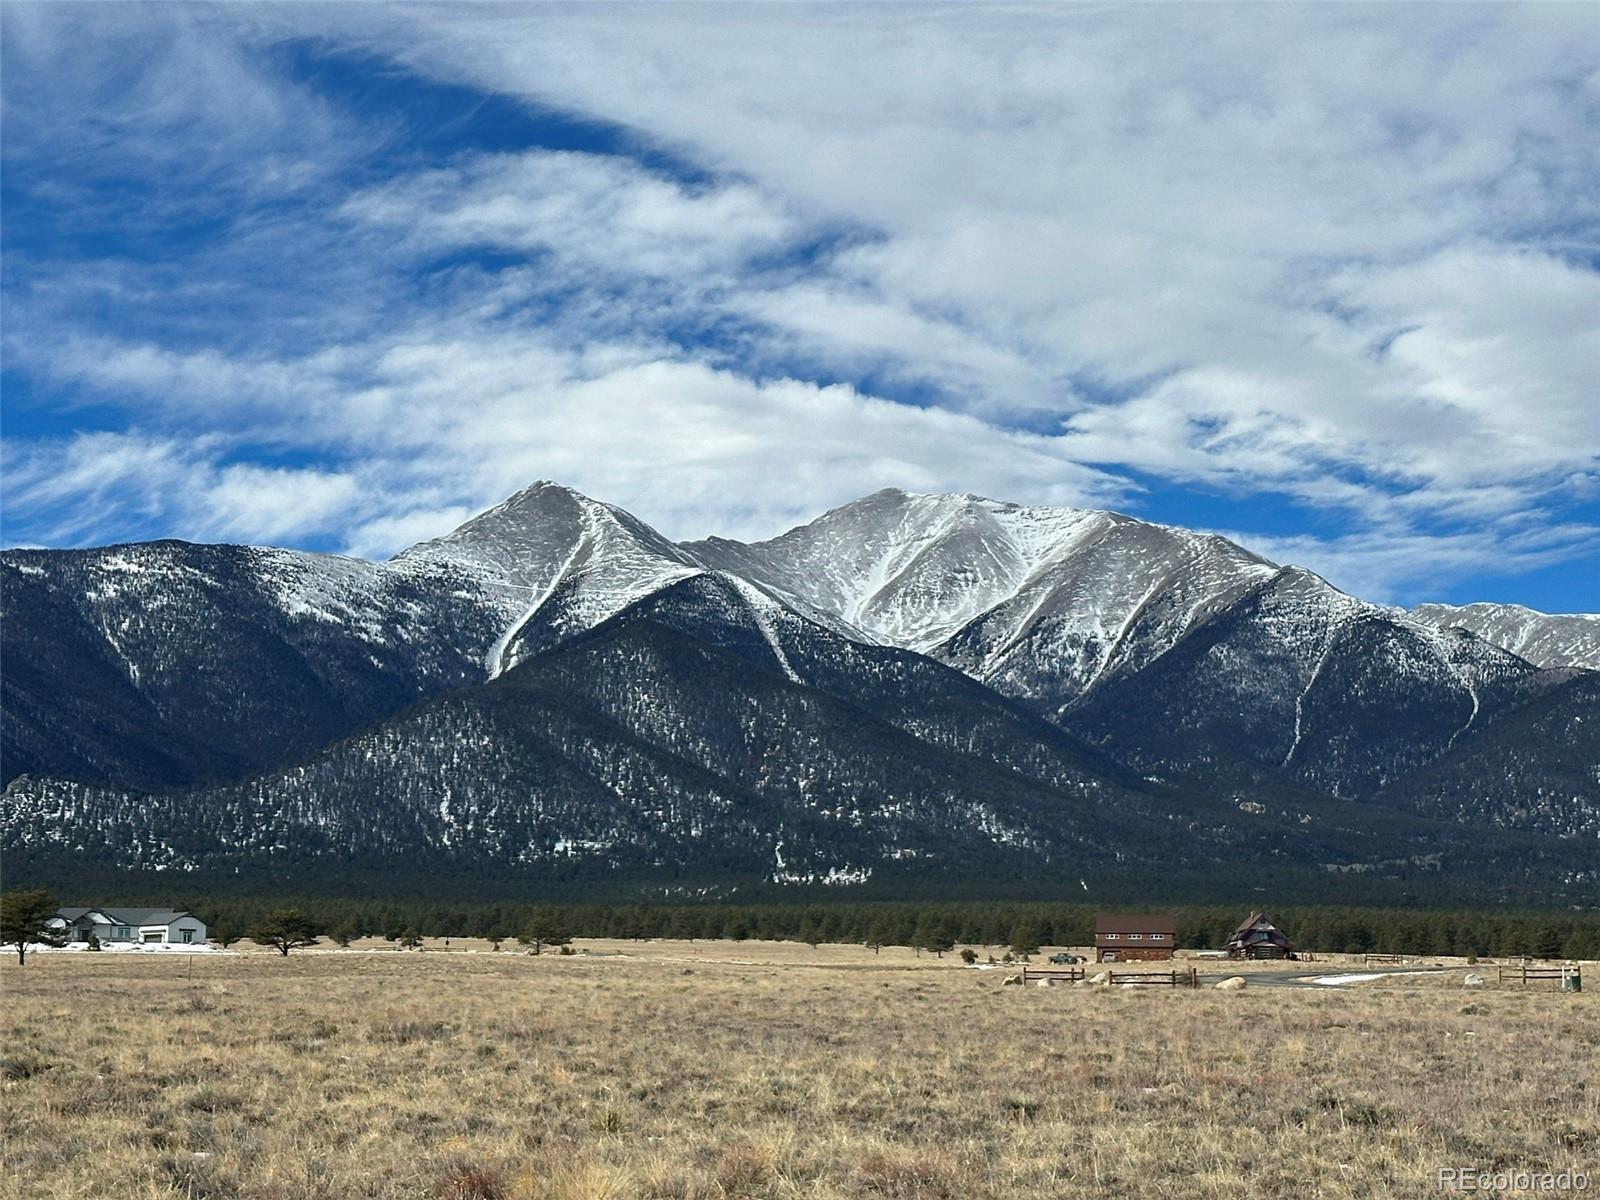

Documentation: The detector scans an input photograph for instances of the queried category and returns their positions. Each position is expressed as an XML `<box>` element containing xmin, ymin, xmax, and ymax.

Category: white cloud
<box><xmin>2</xmin><ymin>434</ymin><xmax>365</xmax><ymax>548</ymax></box>
<box><xmin>321</xmin><ymin>3</ymin><xmax>1596</xmax><ymax>505</ymax></box>
<box><xmin>3</xmin><ymin>3</ymin><xmax>1596</xmax><ymax>604</ymax></box>
<box><xmin>2</xmin><ymin>320</ymin><xmax>1130</xmax><ymax>553</ymax></box>
<box><xmin>341</xmin><ymin>149</ymin><xmax>798</xmax><ymax>279</ymax></box>
<box><xmin>1220</xmin><ymin>523</ymin><xmax>1600</xmax><ymax>608</ymax></box>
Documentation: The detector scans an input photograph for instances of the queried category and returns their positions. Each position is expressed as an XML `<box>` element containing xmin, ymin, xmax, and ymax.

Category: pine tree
<box><xmin>924</xmin><ymin>932</ymin><xmax>955</xmax><ymax>958</ymax></box>
<box><xmin>1</xmin><ymin>890</ymin><xmax>66</xmax><ymax>965</ymax></box>
<box><xmin>522</xmin><ymin>914</ymin><xmax>572</xmax><ymax>955</ymax></box>
<box><xmin>864</xmin><ymin>918</ymin><xmax>890</xmax><ymax>955</ymax></box>
<box><xmin>249</xmin><ymin>910</ymin><xmax>319</xmax><ymax>956</ymax></box>
<box><xmin>911</xmin><ymin>913</ymin><xmax>936</xmax><ymax>957</ymax></box>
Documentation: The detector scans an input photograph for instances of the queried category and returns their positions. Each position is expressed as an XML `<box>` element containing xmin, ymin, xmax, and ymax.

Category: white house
<box><xmin>47</xmin><ymin>907</ymin><xmax>208</xmax><ymax>946</ymax></box>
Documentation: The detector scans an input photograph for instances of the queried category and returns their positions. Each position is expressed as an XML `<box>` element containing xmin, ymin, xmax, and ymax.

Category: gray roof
<box><xmin>56</xmin><ymin>906</ymin><xmax>198</xmax><ymax>925</ymax></box>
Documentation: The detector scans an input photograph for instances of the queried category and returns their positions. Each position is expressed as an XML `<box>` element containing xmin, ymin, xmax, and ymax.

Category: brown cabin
<box><xmin>1225</xmin><ymin>912</ymin><xmax>1296</xmax><ymax>960</ymax></box>
<box><xmin>1095</xmin><ymin>913</ymin><xmax>1176</xmax><ymax>962</ymax></box>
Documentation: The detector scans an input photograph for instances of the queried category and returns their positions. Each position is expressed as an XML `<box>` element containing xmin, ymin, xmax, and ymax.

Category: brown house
<box><xmin>1095</xmin><ymin>913</ymin><xmax>1176</xmax><ymax>962</ymax></box>
<box><xmin>1225</xmin><ymin>912</ymin><xmax>1296</xmax><ymax>960</ymax></box>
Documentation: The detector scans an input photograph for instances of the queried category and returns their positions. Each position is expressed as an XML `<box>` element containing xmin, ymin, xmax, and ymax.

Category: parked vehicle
<box><xmin>1048</xmin><ymin>952</ymin><xmax>1083</xmax><ymax>964</ymax></box>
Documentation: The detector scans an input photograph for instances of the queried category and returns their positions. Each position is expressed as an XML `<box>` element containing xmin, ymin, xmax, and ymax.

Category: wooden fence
<box><xmin>1498</xmin><ymin>963</ymin><xmax>1582</xmax><ymax>989</ymax></box>
<box><xmin>1108</xmin><ymin>968</ymin><xmax>1200</xmax><ymax>988</ymax></box>
<box><xmin>1019</xmin><ymin>966</ymin><xmax>1084</xmax><ymax>985</ymax></box>
<box><xmin>1018</xmin><ymin>965</ymin><xmax>1201</xmax><ymax>988</ymax></box>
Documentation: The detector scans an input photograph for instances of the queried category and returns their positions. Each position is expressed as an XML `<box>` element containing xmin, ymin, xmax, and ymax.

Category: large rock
<box><xmin>1463</xmin><ymin>973</ymin><xmax>1485</xmax><ymax>988</ymax></box>
<box><xmin>1215</xmin><ymin>976</ymin><xmax>1248</xmax><ymax>991</ymax></box>
<box><xmin>1002</xmin><ymin>974</ymin><xmax>1024</xmax><ymax>986</ymax></box>
<box><xmin>1089</xmin><ymin>971</ymin><xmax>1110</xmax><ymax>985</ymax></box>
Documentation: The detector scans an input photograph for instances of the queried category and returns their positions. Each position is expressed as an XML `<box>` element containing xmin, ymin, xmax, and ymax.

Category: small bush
<box><xmin>1</xmin><ymin>1054</ymin><xmax>50</xmax><ymax>1081</ymax></box>
<box><xmin>857</xmin><ymin>1150</ymin><xmax>954</xmax><ymax>1198</ymax></box>
<box><xmin>372</xmin><ymin>1020</ymin><xmax>453</xmax><ymax>1045</ymax></box>
<box><xmin>433</xmin><ymin>1163</ymin><xmax>505</xmax><ymax>1200</ymax></box>
<box><xmin>713</xmin><ymin>1144</ymin><xmax>777</xmax><ymax>1196</ymax></box>
<box><xmin>1002</xmin><ymin>1096</ymin><xmax>1041</xmax><ymax>1122</ymax></box>
<box><xmin>185</xmin><ymin>1088</ymin><xmax>244</xmax><ymax>1114</ymax></box>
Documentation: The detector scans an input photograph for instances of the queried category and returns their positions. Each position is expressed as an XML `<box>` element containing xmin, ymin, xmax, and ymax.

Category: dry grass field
<box><xmin>2</xmin><ymin>942</ymin><xmax>1595</xmax><ymax>1200</ymax></box>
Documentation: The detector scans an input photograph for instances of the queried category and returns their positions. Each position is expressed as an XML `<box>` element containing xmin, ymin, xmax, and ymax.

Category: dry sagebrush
<box><xmin>2</xmin><ymin>947</ymin><xmax>1595</xmax><ymax>1199</ymax></box>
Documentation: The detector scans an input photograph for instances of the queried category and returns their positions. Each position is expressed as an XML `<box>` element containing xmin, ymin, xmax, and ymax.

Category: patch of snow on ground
<box><xmin>31</xmin><ymin>941</ymin><xmax>232</xmax><ymax>954</ymax></box>
<box><xmin>1308</xmin><ymin>970</ymin><xmax>1441</xmax><ymax>986</ymax></box>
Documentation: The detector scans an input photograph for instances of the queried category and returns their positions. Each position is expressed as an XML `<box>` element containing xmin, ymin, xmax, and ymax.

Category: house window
<box><xmin>114</xmin><ymin>926</ymin><xmax>132</xmax><ymax>940</ymax></box>
<box><xmin>1126</xmin><ymin>933</ymin><xmax>1141</xmax><ymax>940</ymax></box>
<box><xmin>180</xmin><ymin>930</ymin><xmax>194</xmax><ymax>943</ymax></box>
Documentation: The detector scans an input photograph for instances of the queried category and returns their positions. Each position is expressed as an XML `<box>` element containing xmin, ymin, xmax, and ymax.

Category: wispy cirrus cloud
<box><xmin>2</xmin><ymin>3</ymin><xmax>1596</xmax><ymax>608</ymax></box>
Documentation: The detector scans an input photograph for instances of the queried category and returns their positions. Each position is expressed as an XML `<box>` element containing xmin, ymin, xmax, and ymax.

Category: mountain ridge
<box><xmin>4</xmin><ymin>481</ymin><xmax>1594</xmax><ymax>903</ymax></box>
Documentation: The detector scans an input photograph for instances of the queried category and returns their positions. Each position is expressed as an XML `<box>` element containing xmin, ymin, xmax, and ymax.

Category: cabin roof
<box><xmin>1226</xmin><ymin>912</ymin><xmax>1293</xmax><ymax>946</ymax></box>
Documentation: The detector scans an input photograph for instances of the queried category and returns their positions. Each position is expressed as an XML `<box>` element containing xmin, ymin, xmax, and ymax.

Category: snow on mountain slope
<box><xmin>689</xmin><ymin>487</ymin><xmax>1282</xmax><ymax>704</ymax></box>
<box><xmin>8</xmin><ymin>479</ymin><xmax>1591</xmax><ymax>824</ymax></box>
<box><xmin>688</xmin><ymin>488</ymin><xmax>1565</xmax><ymax>726</ymax></box>
<box><xmin>690</xmin><ymin>489</ymin><xmax>1111</xmax><ymax>649</ymax></box>
<box><xmin>399</xmin><ymin>481</ymin><xmax>871</xmax><ymax>675</ymax></box>
<box><xmin>1410</xmin><ymin>602</ymin><xmax>1600</xmax><ymax>671</ymax></box>
<box><xmin>1063</xmin><ymin>562</ymin><xmax>1541</xmax><ymax>797</ymax></box>
<box><xmin>397</xmin><ymin>482</ymin><xmax>704</xmax><ymax>674</ymax></box>
<box><xmin>688</xmin><ymin>488</ymin><xmax>1571</xmax><ymax>806</ymax></box>
<box><xmin>0</xmin><ymin>540</ymin><xmax>516</xmax><ymax>788</ymax></box>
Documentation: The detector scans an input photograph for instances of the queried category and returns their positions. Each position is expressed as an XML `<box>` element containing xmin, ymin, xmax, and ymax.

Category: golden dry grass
<box><xmin>2</xmin><ymin>943</ymin><xmax>1596</xmax><ymax>1199</ymax></box>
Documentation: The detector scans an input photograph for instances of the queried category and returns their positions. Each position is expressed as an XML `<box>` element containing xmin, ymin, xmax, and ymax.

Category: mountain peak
<box><xmin>394</xmin><ymin>482</ymin><xmax>702</xmax><ymax>674</ymax></box>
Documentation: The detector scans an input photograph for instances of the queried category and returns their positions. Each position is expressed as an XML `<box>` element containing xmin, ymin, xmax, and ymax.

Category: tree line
<box><xmin>184</xmin><ymin>898</ymin><xmax>1600</xmax><ymax>960</ymax></box>
<box><xmin>8</xmin><ymin>888</ymin><xmax>1596</xmax><ymax>962</ymax></box>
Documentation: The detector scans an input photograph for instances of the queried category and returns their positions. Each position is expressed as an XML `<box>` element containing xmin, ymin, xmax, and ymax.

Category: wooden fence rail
<box><xmin>1498</xmin><ymin>963</ymin><xmax>1582</xmax><ymax>988</ymax></box>
<box><xmin>1019</xmin><ymin>966</ymin><xmax>1084</xmax><ymax>985</ymax></box>
<box><xmin>1016</xmin><ymin>966</ymin><xmax>1203</xmax><ymax>989</ymax></box>
<box><xmin>1107</xmin><ymin>968</ymin><xmax>1200</xmax><ymax>988</ymax></box>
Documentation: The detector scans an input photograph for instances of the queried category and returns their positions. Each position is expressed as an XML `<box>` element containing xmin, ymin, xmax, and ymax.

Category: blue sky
<box><xmin>2</xmin><ymin>3</ymin><xmax>1596</xmax><ymax>610</ymax></box>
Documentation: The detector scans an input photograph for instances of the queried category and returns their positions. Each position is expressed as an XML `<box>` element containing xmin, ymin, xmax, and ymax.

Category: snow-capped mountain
<box><xmin>400</xmin><ymin>481</ymin><xmax>868</xmax><ymax>675</ymax></box>
<box><xmin>4</xmin><ymin>481</ymin><xmax>1595</xmax><ymax>902</ymax></box>
<box><xmin>1410</xmin><ymin>602</ymin><xmax>1600</xmax><ymax>671</ymax></box>
<box><xmin>9</xmin><ymin>564</ymin><xmax>1587</xmax><ymax>900</ymax></box>
<box><xmin>691</xmin><ymin>489</ymin><xmax>1550</xmax><ymax>798</ymax></box>
<box><xmin>688</xmin><ymin>489</ymin><xmax>1279</xmax><ymax>686</ymax></box>
<box><xmin>0</xmin><ymin>540</ymin><xmax>512</xmax><ymax>788</ymax></box>
<box><xmin>397</xmin><ymin>482</ymin><xmax>704</xmax><ymax>675</ymax></box>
